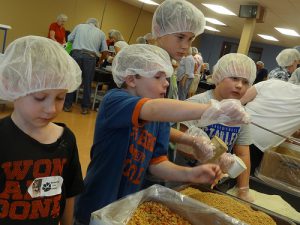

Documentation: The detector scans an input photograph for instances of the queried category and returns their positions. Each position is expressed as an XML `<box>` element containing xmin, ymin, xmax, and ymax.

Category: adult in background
<box><xmin>48</xmin><ymin>14</ymin><xmax>68</xmax><ymax>45</ymax></box>
<box><xmin>268</xmin><ymin>48</ymin><xmax>300</xmax><ymax>81</ymax></box>
<box><xmin>177</xmin><ymin>47</ymin><xmax>195</xmax><ymax>100</ymax></box>
<box><xmin>289</xmin><ymin>67</ymin><xmax>300</xmax><ymax>84</ymax></box>
<box><xmin>110</xmin><ymin>30</ymin><xmax>128</xmax><ymax>54</ymax></box>
<box><xmin>192</xmin><ymin>47</ymin><xmax>203</xmax><ymax>75</ymax></box>
<box><xmin>63</xmin><ymin>18</ymin><xmax>108</xmax><ymax>114</ymax></box>
<box><xmin>136</xmin><ymin>36</ymin><xmax>147</xmax><ymax>44</ymax></box>
<box><xmin>144</xmin><ymin>32</ymin><xmax>156</xmax><ymax>45</ymax></box>
<box><xmin>241</xmin><ymin>79</ymin><xmax>300</xmax><ymax>173</ymax></box>
<box><xmin>106</xmin><ymin>29</ymin><xmax>116</xmax><ymax>52</ymax></box>
<box><xmin>288</xmin><ymin>46</ymin><xmax>300</xmax><ymax>84</ymax></box>
<box><xmin>254</xmin><ymin>61</ymin><xmax>268</xmax><ymax>84</ymax></box>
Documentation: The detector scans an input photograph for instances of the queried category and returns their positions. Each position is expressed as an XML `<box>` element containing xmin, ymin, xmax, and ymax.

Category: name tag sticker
<box><xmin>28</xmin><ymin>176</ymin><xmax>63</xmax><ymax>198</ymax></box>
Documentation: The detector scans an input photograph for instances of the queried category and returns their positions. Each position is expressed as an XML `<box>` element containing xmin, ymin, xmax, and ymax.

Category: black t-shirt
<box><xmin>0</xmin><ymin>116</ymin><xmax>84</xmax><ymax>225</ymax></box>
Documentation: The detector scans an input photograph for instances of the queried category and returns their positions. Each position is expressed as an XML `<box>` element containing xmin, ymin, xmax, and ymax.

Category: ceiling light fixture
<box><xmin>138</xmin><ymin>0</ymin><xmax>158</xmax><ymax>5</ymax></box>
<box><xmin>205</xmin><ymin>18</ymin><xmax>226</xmax><ymax>26</ymax></box>
<box><xmin>257</xmin><ymin>34</ymin><xmax>278</xmax><ymax>41</ymax></box>
<box><xmin>205</xmin><ymin>26</ymin><xmax>220</xmax><ymax>32</ymax></box>
<box><xmin>275</xmin><ymin>27</ymin><xmax>300</xmax><ymax>37</ymax></box>
<box><xmin>202</xmin><ymin>4</ymin><xmax>236</xmax><ymax>16</ymax></box>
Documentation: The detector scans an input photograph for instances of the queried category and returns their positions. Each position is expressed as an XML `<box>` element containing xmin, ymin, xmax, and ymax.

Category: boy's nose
<box><xmin>181</xmin><ymin>40</ymin><xmax>190</xmax><ymax>50</ymax></box>
<box><xmin>44</xmin><ymin>103</ymin><xmax>57</xmax><ymax>114</ymax></box>
<box><xmin>236</xmin><ymin>80</ymin><xmax>243</xmax><ymax>88</ymax></box>
<box><xmin>164</xmin><ymin>79</ymin><xmax>169</xmax><ymax>88</ymax></box>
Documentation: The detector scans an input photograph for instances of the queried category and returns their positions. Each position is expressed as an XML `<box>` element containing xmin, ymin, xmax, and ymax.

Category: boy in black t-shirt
<box><xmin>0</xmin><ymin>35</ymin><xmax>84</xmax><ymax>225</ymax></box>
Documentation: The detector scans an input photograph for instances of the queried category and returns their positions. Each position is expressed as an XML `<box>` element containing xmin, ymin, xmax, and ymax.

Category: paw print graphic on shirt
<box><xmin>42</xmin><ymin>182</ymin><xmax>52</xmax><ymax>192</ymax></box>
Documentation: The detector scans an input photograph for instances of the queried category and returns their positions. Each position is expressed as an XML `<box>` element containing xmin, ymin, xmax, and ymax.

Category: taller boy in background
<box><xmin>152</xmin><ymin>0</ymin><xmax>205</xmax><ymax>62</ymax></box>
<box><xmin>74</xmin><ymin>44</ymin><xmax>250</xmax><ymax>225</ymax></box>
<box><xmin>151</xmin><ymin>0</ymin><xmax>217</xmax><ymax>158</ymax></box>
<box><xmin>0</xmin><ymin>36</ymin><xmax>84</xmax><ymax>225</ymax></box>
<box><xmin>178</xmin><ymin>53</ymin><xmax>257</xmax><ymax>202</ymax></box>
<box><xmin>152</xmin><ymin>0</ymin><xmax>205</xmax><ymax>100</ymax></box>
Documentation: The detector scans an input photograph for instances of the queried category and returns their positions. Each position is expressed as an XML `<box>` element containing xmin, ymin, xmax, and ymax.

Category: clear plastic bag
<box><xmin>89</xmin><ymin>184</ymin><xmax>246</xmax><ymax>225</ymax></box>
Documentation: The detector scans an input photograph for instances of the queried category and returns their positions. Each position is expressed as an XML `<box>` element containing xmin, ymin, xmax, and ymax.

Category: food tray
<box><xmin>90</xmin><ymin>184</ymin><xmax>246</xmax><ymax>225</ymax></box>
<box><xmin>214</xmin><ymin>176</ymin><xmax>299</xmax><ymax>225</ymax></box>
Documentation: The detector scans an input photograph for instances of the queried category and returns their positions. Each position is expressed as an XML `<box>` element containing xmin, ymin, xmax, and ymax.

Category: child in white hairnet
<box><xmin>151</xmin><ymin>0</ymin><xmax>217</xmax><ymax>162</ymax></box>
<box><xmin>0</xmin><ymin>36</ymin><xmax>84</xmax><ymax>225</ymax></box>
<box><xmin>177</xmin><ymin>53</ymin><xmax>257</xmax><ymax>202</ymax></box>
<box><xmin>152</xmin><ymin>0</ymin><xmax>206</xmax><ymax>100</ymax></box>
<box><xmin>74</xmin><ymin>44</ymin><xmax>250</xmax><ymax>225</ymax></box>
<box><xmin>152</xmin><ymin>0</ymin><xmax>205</xmax><ymax>62</ymax></box>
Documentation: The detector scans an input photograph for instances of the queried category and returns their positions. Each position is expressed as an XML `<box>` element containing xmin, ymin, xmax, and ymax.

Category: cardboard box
<box><xmin>258</xmin><ymin>142</ymin><xmax>300</xmax><ymax>189</ymax></box>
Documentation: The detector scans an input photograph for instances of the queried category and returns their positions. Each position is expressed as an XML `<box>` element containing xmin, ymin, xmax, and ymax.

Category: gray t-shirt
<box><xmin>183</xmin><ymin>90</ymin><xmax>251</xmax><ymax>152</ymax></box>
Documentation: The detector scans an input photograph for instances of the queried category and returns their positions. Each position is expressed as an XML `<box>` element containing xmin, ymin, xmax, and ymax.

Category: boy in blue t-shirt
<box><xmin>74</xmin><ymin>44</ymin><xmax>251</xmax><ymax>225</ymax></box>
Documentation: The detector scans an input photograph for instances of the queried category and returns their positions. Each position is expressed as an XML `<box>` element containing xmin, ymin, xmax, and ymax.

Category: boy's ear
<box><xmin>124</xmin><ymin>75</ymin><xmax>136</xmax><ymax>88</ymax></box>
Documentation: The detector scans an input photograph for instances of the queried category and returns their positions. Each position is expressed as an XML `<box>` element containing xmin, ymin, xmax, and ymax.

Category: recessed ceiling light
<box><xmin>275</xmin><ymin>27</ymin><xmax>300</xmax><ymax>37</ymax></box>
<box><xmin>138</xmin><ymin>0</ymin><xmax>158</xmax><ymax>5</ymax></box>
<box><xmin>202</xmin><ymin>3</ymin><xmax>236</xmax><ymax>16</ymax></box>
<box><xmin>205</xmin><ymin>18</ymin><xmax>226</xmax><ymax>26</ymax></box>
<box><xmin>205</xmin><ymin>26</ymin><xmax>220</xmax><ymax>32</ymax></box>
<box><xmin>257</xmin><ymin>34</ymin><xmax>278</xmax><ymax>41</ymax></box>
<box><xmin>0</xmin><ymin>24</ymin><xmax>12</xmax><ymax>29</ymax></box>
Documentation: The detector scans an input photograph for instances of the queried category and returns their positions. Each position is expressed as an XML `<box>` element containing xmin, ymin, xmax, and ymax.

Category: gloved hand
<box><xmin>218</xmin><ymin>153</ymin><xmax>235</xmax><ymax>173</ymax></box>
<box><xmin>237</xmin><ymin>186</ymin><xmax>255</xmax><ymax>202</ymax></box>
<box><xmin>177</xmin><ymin>126</ymin><xmax>216</xmax><ymax>162</ymax></box>
<box><xmin>196</xmin><ymin>99</ymin><xmax>251</xmax><ymax>127</ymax></box>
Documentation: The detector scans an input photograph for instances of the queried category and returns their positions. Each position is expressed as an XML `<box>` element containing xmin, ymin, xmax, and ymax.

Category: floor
<box><xmin>0</xmin><ymin>103</ymin><xmax>96</xmax><ymax>177</ymax></box>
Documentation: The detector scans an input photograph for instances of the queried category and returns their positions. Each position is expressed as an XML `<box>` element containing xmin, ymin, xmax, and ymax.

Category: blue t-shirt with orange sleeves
<box><xmin>74</xmin><ymin>88</ymin><xmax>170</xmax><ymax>224</ymax></box>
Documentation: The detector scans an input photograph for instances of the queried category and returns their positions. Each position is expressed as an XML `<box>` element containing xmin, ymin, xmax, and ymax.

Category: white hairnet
<box><xmin>276</xmin><ymin>48</ymin><xmax>300</xmax><ymax>67</ymax></box>
<box><xmin>57</xmin><ymin>14</ymin><xmax>68</xmax><ymax>22</ymax></box>
<box><xmin>192</xmin><ymin>47</ymin><xmax>198</xmax><ymax>55</ymax></box>
<box><xmin>293</xmin><ymin>46</ymin><xmax>300</xmax><ymax>53</ymax></box>
<box><xmin>112</xmin><ymin>44</ymin><xmax>173</xmax><ymax>87</ymax></box>
<box><xmin>212</xmin><ymin>53</ymin><xmax>256</xmax><ymax>85</ymax></box>
<box><xmin>152</xmin><ymin>0</ymin><xmax>205</xmax><ymax>38</ymax></box>
<box><xmin>0</xmin><ymin>36</ymin><xmax>82</xmax><ymax>101</ymax></box>
<box><xmin>86</xmin><ymin>18</ymin><xmax>99</xmax><ymax>28</ymax></box>
<box><xmin>144</xmin><ymin>32</ymin><xmax>154</xmax><ymax>41</ymax></box>
<box><xmin>136</xmin><ymin>36</ymin><xmax>147</xmax><ymax>44</ymax></box>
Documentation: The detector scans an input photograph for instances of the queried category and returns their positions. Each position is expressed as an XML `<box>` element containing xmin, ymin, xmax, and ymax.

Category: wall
<box><xmin>0</xmin><ymin>0</ymin><xmax>287</xmax><ymax>71</ymax></box>
<box><xmin>196</xmin><ymin>33</ymin><xmax>285</xmax><ymax>72</ymax></box>
<box><xmin>0</xmin><ymin>0</ymin><xmax>153</xmax><ymax>49</ymax></box>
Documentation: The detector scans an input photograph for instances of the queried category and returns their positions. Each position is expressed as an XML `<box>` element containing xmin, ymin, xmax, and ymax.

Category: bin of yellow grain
<box><xmin>89</xmin><ymin>184</ymin><xmax>247</xmax><ymax>225</ymax></box>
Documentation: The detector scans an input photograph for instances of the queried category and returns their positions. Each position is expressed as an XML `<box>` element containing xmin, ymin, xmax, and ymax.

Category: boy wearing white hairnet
<box><xmin>74</xmin><ymin>44</ymin><xmax>250</xmax><ymax>225</ymax></box>
<box><xmin>178</xmin><ymin>53</ymin><xmax>257</xmax><ymax>202</ymax></box>
<box><xmin>151</xmin><ymin>0</ymin><xmax>215</xmax><ymax>159</ymax></box>
<box><xmin>152</xmin><ymin>0</ymin><xmax>205</xmax><ymax>62</ymax></box>
<box><xmin>152</xmin><ymin>0</ymin><xmax>205</xmax><ymax>100</ymax></box>
<box><xmin>0</xmin><ymin>36</ymin><xmax>84</xmax><ymax>225</ymax></box>
<box><xmin>268</xmin><ymin>48</ymin><xmax>300</xmax><ymax>81</ymax></box>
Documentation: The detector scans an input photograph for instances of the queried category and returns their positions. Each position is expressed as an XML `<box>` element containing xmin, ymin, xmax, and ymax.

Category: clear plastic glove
<box><xmin>218</xmin><ymin>153</ymin><xmax>235</xmax><ymax>173</ymax></box>
<box><xmin>196</xmin><ymin>99</ymin><xmax>251</xmax><ymax>127</ymax></box>
<box><xmin>238</xmin><ymin>187</ymin><xmax>255</xmax><ymax>202</ymax></box>
<box><xmin>177</xmin><ymin>126</ymin><xmax>216</xmax><ymax>162</ymax></box>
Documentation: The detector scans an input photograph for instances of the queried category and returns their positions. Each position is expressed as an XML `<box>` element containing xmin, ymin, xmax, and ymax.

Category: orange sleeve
<box><xmin>150</xmin><ymin>156</ymin><xmax>168</xmax><ymax>165</ymax></box>
<box><xmin>131</xmin><ymin>98</ymin><xmax>151</xmax><ymax>127</ymax></box>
